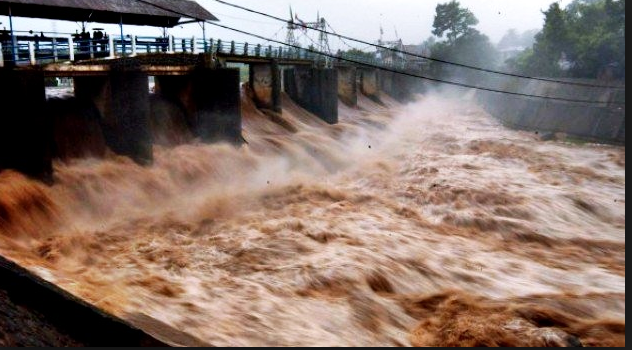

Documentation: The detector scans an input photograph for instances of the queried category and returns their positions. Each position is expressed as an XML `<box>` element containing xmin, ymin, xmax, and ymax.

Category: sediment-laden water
<box><xmin>0</xmin><ymin>88</ymin><xmax>625</xmax><ymax>346</ymax></box>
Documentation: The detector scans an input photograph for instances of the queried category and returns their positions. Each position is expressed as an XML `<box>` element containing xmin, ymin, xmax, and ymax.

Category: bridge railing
<box><xmin>1</xmin><ymin>34</ymin><xmax>412</xmax><ymax>72</ymax></box>
<box><xmin>1</xmin><ymin>34</ymin><xmax>76</xmax><ymax>66</ymax></box>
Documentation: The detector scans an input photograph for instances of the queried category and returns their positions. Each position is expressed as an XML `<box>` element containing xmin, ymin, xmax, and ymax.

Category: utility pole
<box><xmin>202</xmin><ymin>21</ymin><xmax>207</xmax><ymax>52</ymax></box>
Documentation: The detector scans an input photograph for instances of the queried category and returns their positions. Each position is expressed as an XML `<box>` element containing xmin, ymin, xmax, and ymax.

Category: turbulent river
<box><xmin>0</xmin><ymin>87</ymin><xmax>625</xmax><ymax>346</ymax></box>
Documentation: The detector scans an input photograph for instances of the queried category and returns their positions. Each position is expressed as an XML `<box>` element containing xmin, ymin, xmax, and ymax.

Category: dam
<box><xmin>1</xmin><ymin>32</ymin><xmax>420</xmax><ymax>182</ymax></box>
<box><xmin>0</xmin><ymin>0</ymin><xmax>626</xmax><ymax>347</ymax></box>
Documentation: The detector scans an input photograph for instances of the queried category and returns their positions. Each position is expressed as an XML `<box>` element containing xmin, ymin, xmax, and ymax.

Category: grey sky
<box><xmin>1</xmin><ymin>0</ymin><xmax>571</xmax><ymax>49</ymax></box>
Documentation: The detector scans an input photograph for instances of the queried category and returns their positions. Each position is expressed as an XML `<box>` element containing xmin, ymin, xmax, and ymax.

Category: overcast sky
<box><xmin>1</xmin><ymin>0</ymin><xmax>571</xmax><ymax>49</ymax></box>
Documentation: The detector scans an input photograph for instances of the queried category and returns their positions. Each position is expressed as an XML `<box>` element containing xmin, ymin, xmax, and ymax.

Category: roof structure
<box><xmin>0</xmin><ymin>0</ymin><xmax>218</xmax><ymax>27</ymax></box>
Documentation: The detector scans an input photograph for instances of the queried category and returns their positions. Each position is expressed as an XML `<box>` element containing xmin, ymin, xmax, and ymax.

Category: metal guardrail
<box><xmin>0</xmin><ymin>34</ymin><xmax>417</xmax><ymax>71</ymax></box>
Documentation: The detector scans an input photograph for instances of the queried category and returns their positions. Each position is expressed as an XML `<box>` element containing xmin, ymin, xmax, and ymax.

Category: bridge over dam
<box><xmin>0</xmin><ymin>36</ymin><xmax>422</xmax><ymax>347</ymax></box>
<box><xmin>0</xmin><ymin>0</ymin><xmax>625</xmax><ymax>346</ymax></box>
<box><xmin>1</xmin><ymin>36</ymin><xmax>422</xmax><ymax>183</ymax></box>
<box><xmin>0</xmin><ymin>0</ymin><xmax>625</xmax><ymax>182</ymax></box>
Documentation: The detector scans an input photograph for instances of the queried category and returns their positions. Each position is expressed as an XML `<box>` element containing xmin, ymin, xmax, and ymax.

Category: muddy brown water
<box><xmin>0</xmin><ymin>90</ymin><xmax>625</xmax><ymax>346</ymax></box>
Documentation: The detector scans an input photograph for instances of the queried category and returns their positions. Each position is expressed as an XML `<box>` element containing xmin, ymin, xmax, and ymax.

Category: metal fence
<box><xmin>0</xmin><ymin>34</ymin><xmax>419</xmax><ymax>71</ymax></box>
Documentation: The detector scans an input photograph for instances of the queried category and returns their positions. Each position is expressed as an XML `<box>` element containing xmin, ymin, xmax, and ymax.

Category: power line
<box><xmin>205</xmin><ymin>22</ymin><xmax>623</xmax><ymax>106</ymax></box>
<box><xmin>327</xmin><ymin>22</ymin><xmax>360</xmax><ymax>52</ymax></box>
<box><xmin>269</xmin><ymin>25</ymin><xmax>286</xmax><ymax>41</ymax></box>
<box><xmin>259</xmin><ymin>25</ymin><xmax>287</xmax><ymax>45</ymax></box>
<box><xmin>298</xmin><ymin>30</ymin><xmax>317</xmax><ymax>48</ymax></box>
<box><xmin>131</xmin><ymin>0</ymin><xmax>623</xmax><ymax>105</ymax></box>
<box><xmin>210</xmin><ymin>0</ymin><xmax>625</xmax><ymax>90</ymax></box>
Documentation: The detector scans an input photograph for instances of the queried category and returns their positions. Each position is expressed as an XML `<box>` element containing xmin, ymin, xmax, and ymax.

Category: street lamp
<box><xmin>8</xmin><ymin>6</ymin><xmax>18</xmax><ymax>63</ymax></box>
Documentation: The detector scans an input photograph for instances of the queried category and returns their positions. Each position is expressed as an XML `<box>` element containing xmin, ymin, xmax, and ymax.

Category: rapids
<box><xmin>0</xmin><ymin>86</ymin><xmax>625</xmax><ymax>346</ymax></box>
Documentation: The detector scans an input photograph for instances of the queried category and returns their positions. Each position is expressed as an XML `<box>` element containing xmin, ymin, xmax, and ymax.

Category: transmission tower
<box><xmin>376</xmin><ymin>25</ymin><xmax>404</xmax><ymax>68</ymax></box>
<box><xmin>286</xmin><ymin>9</ymin><xmax>332</xmax><ymax>67</ymax></box>
<box><xmin>286</xmin><ymin>7</ymin><xmax>300</xmax><ymax>47</ymax></box>
<box><xmin>316</xmin><ymin>16</ymin><xmax>331</xmax><ymax>67</ymax></box>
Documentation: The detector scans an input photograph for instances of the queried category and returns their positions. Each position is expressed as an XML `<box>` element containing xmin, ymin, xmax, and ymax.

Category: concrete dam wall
<box><xmin>475</xmin><ymin>77</ymin><xmax>625</xmax><ymax>144</ymax></box>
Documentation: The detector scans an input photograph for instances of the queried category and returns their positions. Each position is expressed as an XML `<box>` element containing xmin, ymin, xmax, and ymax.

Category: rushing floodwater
<box><xmin>0</xmin><ymin>89</ymin><xmax>625</xmax><ymax>346</ymax></box>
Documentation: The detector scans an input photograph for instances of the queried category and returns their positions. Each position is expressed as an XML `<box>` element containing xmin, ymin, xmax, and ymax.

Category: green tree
<box><xmin>505</xmin><ymin>47</ymin><xmax>535</xmax><ymax>72</ymax></box>
<box><xmin>535</xmin><ymin>3</ymin><xmax>572</xmax><ymax>76</ymax></box>
<box><xmin>513</xmin><ymin>0</ymin><xmax>625</xmax><ymax>79</ymax></box>
<box><xmin>431</xmin><ymin>0</ymin><xmax>479</xmax><ymax>43</ymax></box>
<box><xmin>420</xmin><ymin>36</ymin><xmax>436</xmax><ymax>55</ymax></box>
<box><xmin>498</xmin><ymin>29</ymin><xmax>520</xmax><ymax>50</ymax></box>
<box><xmin>512</xmin><ymin>3</ymin><xmax>572</xmax><ymax>77</ymax></box>
<box><xmin>520</xmin><ymin>29</ymin><xmax>539</xmax><ymax>48</ymax></box>
<box><xmin>496</xmin><ymin>29</ymin><xmax>538</xmax><ymax>71</ymax></box>
<box><xmin>341</xmin><ymin>48</ymin><xmax>376</xmax><ymax>62</ymax></box>
<box><xmin>428</xmin><ymin>1</ymin><xmax>498</xmax><ymax>78</ymax></box>
<box><xmin>566</xmin><ymin>0</ymin><xmax>625</xmax><ymax>78</ymax></box>
<box><xmin>432</xmin><ymin>29</ymin><xmax>499</xmax><ymax>71</ymax></box>
<box><xmin>498</xmin><ymin>29</ymin><xmax>538</xmax><ymax>50</ymax></box>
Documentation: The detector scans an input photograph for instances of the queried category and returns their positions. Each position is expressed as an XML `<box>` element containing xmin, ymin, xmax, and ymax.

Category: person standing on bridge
<box><xmin>79</xmin><ymin>30</ymin><xmax>91</xmax><ymax>57</ymax></box>
<box><xmin>33</xmin><ymin>31</ymin><xmax>40</xmax><ymax>51</ymax></box>
<box><xmin>93</xmin><ymin>30</ymin><xmax>104</xmax><ymax>53</ymax></box>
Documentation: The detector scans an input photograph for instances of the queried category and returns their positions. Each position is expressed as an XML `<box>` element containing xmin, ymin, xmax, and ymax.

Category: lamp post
<box><xmin>119</xmin><ymin>14</ymin><xmax>125</xmax><ymax>56</ymax></box>
<box><xmin>8</xmin><ymin>5</ymin><xmax>17</xmax><ymax>63</ymax></box>
<box><xmin>202</xmin><ymin>21</ymin><xmax>207</xmax><ymax>53</ymax></box>
<box><xmin>0</xmin><ymin>22</ymin><xmax>4</xmax><ymax>68</ymax></box>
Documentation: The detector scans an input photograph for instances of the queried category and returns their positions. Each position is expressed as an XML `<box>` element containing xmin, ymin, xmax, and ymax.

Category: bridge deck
<box><xmin>1</xmin><ymin>34</ymin><xmax>419</xmax><ymax>73</ymax></box>
<box><xmin>36</xmin><ymin>56</ymin><xmax>315</xmax><ymax>77</ymax></box>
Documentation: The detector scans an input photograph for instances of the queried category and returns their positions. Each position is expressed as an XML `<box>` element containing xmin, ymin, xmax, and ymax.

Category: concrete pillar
<box><xmin>0</xmin><ymin>69</ymin><xmax>53</xmax><ymax>182</ymax></box>
<box><xmin>131</xmin><ymin>35</ymin><xmax>137</xmax><ymax>57</ymax></box>
<box><xmin>28</xmin><ymin>42</ymin><xmax>36</xmax><ymax>65</ymax></box>
<box><xmin>74</xmin><ymin>71</ymin><xmax>153</xmax><ymax>165</ymax></box>
<box><xmin>359</xmin><ymin>68</ymin><xmax>380</xmax><ymax>101</ymax></box>
<box><xmin>392</xmin><ymin>73</ymin><xmax>416</xmax><ymax>101</ymax></box>
<box><xmin>284</xmin><ymin>67</ymin><xmax>338</xmax><ymax>124</ymax></box>
<box><xmin>68</xmin><ymin>36</ymin><xmax>75</xmax><ymax>62</ymax></box>
<box><xmin>336</xmin><ymin>66</ymin><xmax>357</xmax><ymax>107</ymax></box>
<box><xmin>154</xmin><ymin>68</ymin><xmax>242</xmax><ymax>143</ymax></box>
<box><xmin>89</xmin><ymin>39</ymin><xmax>95</xmax><ymax>60</ymax></box>
<box><xmin>378</xmin><ymin>70</ymin><xmax>395</xmax><ymax>98</ymax></box>
<box><xmin>168</xmin><ymin>35</ymin><xmax>174</xmax><ymax>54</ymax></box>
<box><xmin>108</xmin><ymin>36</ymin><xmax>115</xmax><ymax>58</ymax></box>
<box><xmin>52</xmin><ymin>38</ymin><xmax>58</xmax><ymax>62</ymax></box>
<box><xmin>249</xmin><ymin>61</ymin><xmax>281</xmax><ymax>113</ymax></box>
<box><xmin>377</xmin><ymin>70</ymin><xmax>416</xmax><ymax>102</ymax></box>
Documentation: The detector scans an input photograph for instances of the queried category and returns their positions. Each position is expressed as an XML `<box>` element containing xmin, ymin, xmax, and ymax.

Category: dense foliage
<box><xmin>431</xmin><ymin>0</ymin><xmax>479</xmax><ymax>43</ymax></box>
<box><xmin>510</xmin><ymin>0</ymin><xmax>625</xmax><ymax>79</ymax></box>
<box><xmin>497</xmin><ymin>29</ymin><xmax>539</xmax><ymax>51</ymax></box>
<box><xmin>428</xmin><ymin>0</ymin><xmax>499</xmax><ymax>75</ymax></box>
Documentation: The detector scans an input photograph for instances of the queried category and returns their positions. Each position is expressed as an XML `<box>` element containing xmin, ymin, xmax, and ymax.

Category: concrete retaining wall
<box><xmin>477</xmin><ymin>78</ymin><xmax>625</xmax><ymax>144</ymax></box>
<box><xmin>0</xmin><ymin>255</ymin><xmax>168</xmax><ymax>346</ymax></box>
